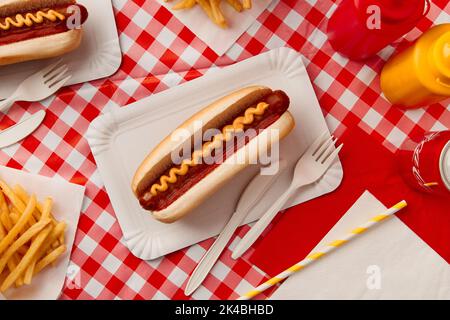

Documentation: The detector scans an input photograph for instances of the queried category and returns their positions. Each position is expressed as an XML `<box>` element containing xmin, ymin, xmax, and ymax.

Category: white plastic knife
<box><xmin>0</xmin><ymin>110</ymin><xmax>46</xmax><ymax>149</ymax></box>
<box><xmin>185</xmin><ymin>160</ymin><xmax>287</xmax><ymax>296</ymax></box>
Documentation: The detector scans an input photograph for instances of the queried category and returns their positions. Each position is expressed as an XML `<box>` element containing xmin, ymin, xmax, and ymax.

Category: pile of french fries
<box><xmin>165</xmin><ymin>0</ymin><xmax>253</xmax><ymax>28</ymax></box>
<box><xmin>0</xmin><ymin>181</ymin><xmax>66</xmax><ymax>293</ymax></box>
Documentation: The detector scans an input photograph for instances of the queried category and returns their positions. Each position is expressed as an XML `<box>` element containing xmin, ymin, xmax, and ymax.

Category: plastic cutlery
<box><xmin>0</xmin><ymin>110</ymin><xmax>46</xmax><ymax>149</ymax></box>
<box><xmin>0</xmin><ymin>60</ymin><xmax>70</xmax><ymax>114</ymax></box>
<box><xmin>185</xmin><ymin>160</ymin><xmax>287</xmax><ymax>296</ymax></box>
<box><xmin>232</xmin><ymin>132</ymin><xmax>344</xmax><ymax>259</ymax></box>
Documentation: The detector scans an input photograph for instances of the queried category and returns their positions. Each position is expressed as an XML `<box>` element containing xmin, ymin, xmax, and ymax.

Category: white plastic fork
<box><xmin>0</xmin><ymin>60</ymin><xmax>71</xmax><ymax>114</ymax></box>
<box><xmin>185</xmin><ymin>161</ymin><xmax>288</xmax><ymax>296</ymax></box>
<box><xmin>232</xmin><ymin>132</ymin><xmax>344</xmax><ymax>259</ymax></box>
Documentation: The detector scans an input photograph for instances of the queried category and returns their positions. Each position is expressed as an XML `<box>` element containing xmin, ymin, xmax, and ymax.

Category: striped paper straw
<box><xmin>238</xmin><ymin>200</ymin><xmax>408</xmax><ymax>300</ymax></box>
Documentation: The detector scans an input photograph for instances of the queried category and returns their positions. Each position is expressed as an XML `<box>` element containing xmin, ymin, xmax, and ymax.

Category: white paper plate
<box><xmin>0</xmin><ymin>0</ymin><xmax>122</xmax><ymax>99</ymax></box>
<box><xmin>87</xmin><ymin>47</ymin><xmax>344</xmax><ymax>260</ymax></box>
<box><xmin>0</xmin><ymin>166</ymin><xmax>85</xmax><ymax>300</ymax></box>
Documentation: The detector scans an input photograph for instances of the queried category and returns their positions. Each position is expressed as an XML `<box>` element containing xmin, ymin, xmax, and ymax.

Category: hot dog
<box><xmin>0</xmin><ymin>0</ymin><xmax>88</xmax><ymax>66</ymax></box>
<box><xmin>132</xmin><ymin>86</ymin><xmax>295</xmax><ymax>223</ymax></box>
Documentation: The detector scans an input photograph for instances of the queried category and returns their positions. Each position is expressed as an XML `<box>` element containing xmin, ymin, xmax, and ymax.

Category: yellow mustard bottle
<box><xmin>380</xmin><ymin>23</ymin><xmax>450</xmax><ymax>108</ymax></box>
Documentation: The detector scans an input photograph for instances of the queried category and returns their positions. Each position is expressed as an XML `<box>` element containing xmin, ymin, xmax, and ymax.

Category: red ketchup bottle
<box><xmin>397</xmin><ymin>131</ymin><xmax>450</xmax><ymax>197</ymax></box>
<box><xmin>327</xmin><ymin>0</ymin><xmax>430</xmax><ymax>60</ymax></box>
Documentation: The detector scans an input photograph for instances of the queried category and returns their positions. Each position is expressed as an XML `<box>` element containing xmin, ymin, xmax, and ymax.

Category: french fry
<box><xmin>22</xmin><ymin>198</ymin><xmax>56</xmax><ymax>284</ymax></box>
<box><xmin>173</xmin><ymin>0</ymin><xmax>196</xmax><ymax>9</ymax></box>
<box><xmin>242</xmin><ymin>0</ymin><xmax>251</xmax><ymax>9</ymax></box>
<box><xmin>9</xmin><ymin>211</ymin><xmax>19</xmax><ymax>224</ymax></box>
<box><xmin>196</xmin><ymin>0</ymin><xmax>214</xmax><ymax>20</ymax></box>
<box><xmin>0</xmin><ymin>212</ymin><xmax>25</xmax><ymax>283</ymax></box>
<box><xmin>1</xmin><ymin>181</ymin><xmax>27</xmax><ymax>213</ymax></box>
<box><xmin>0</xmin><ymin>194</ymin><xmax>36</xmax><ymax>256</ymax></box>
<box><xmin>15</xmin><ymin>280</ymin><xmax>24</xmax><ymax>288</ymax></box>
<box><xmin>0</xmin><ymin>191</ymin><xmax>12</xmax><ymax>232</ymax></box>
<box><xmin>13</xmin><ymin>185</ymin><xmax>35</xmax><ymax>212</ymax></box>
<box><xmin>42</xmin><ymin>197</ymin><xmax>60</xmax><ymax>248</ymax></box>
<box><xmin>0</xmin><ymin>214</ymin><xmax>21</xmax><ymax>287</ymax></box>
<box><xmin>13</xmin><ymin>185</ymin><xmax>55</xmax><ymax>222</ymax></box>
<box><xmin>0</xmin><ymin>191</ymin><xmax>6</xmax><ymax>238</ymax></box>
<box><xmin>0</xmin><ymin>189</ymin><xmax>8</xmax><ymax>212</ymax></box>
<box><xmin>0</xmin><ymin>219</ymin><xmax>51</xmax><ymax>276</ymax></box>
<box><xmin>47</xmin><ymin>222</ymin><xmax>66</xmax><ymax>248</ymax></box>
<box><xmin>59</xmin><ymin>231</ymin><xmax>65</xmax><ymax>246</ymax></box>
<box><xmin>23</xmin><ymin>262</ymin><xmax>35</xmax><ymax>285</ymax></box>
<box><xmin>10</xmin><ymin>207</ymin><xmax>36</xmax><ymax>234</ymax></box>
<box><xmin>34</xmin><ymin>245</ymin><xmax>66</xmax><ymax>275</ymax></box>
<box><xmin>41</xmin><ymin>198</ymin><xmax>53</xmax><ymax>221</ymax></box>
<box><xmin>226</xmin><ymin>0</ymin><xmax>243</xmax><ymax>12</ymax></box>
<box><xmin>8</xmin><ymin>205</ymin><xmax>37</xmax><ymax>252</ymax></box>
<box><xmin>0</xmin><ymin>215</ymin><xmax>5</xmax><ymax>239</ymax></box>
<box><xmin>210</xmin><ymin>0</ymin><xmax>227</xmax><ymax>28</ymax></box>
<box><xmin>1</xmin><ymin>270</ymin><xmax>21</xmax><ymax>288</ymax></box>
<box><xmin>14</xmin><ymin>186</ymin><xmax>59</xmax><ymax>246</ymax></box>
<box><xmin>10</xmin><ymin>255</ymin><xmax>24</xmax><ymax>288</ymax></box>
<box><xmin>24</xmin><ymin>221</ymin><xmax>66</xmax><ymax>284</ymax></box>
<box><xmin>0</xmin><ymin>210</ymin><xmax>12</xmax><ymax>232</ymax></box>
<box><xmin>2</xmin><ymin>184</ymin><xmax>39</xmax><ymax>231</ymax></box>
<box><xmin>1</xmin><ymin>224</ymin><xmax>53</xmax><ymax>292</ymax></box>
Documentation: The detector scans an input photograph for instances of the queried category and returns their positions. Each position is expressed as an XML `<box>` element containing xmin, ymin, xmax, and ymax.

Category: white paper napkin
<box><xmin>270</xmin><ymin>191</ymin><xmax>450</xmax><ymax>300</ymax></box>
<box><xmin>158</xmin><ymin>0</ymin><xmax>273</xmax><ymax>56</ymax></box>
<box><xmin>0</xmin><ymin>166</ymin><xmax>85</xmax><ymax>300</ymax></box>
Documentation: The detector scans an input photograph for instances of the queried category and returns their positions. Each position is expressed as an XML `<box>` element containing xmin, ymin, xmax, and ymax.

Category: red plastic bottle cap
<box><xmin>355</xmin><ymin>0</ymin><xmax>424</xmax><ymax>22</ymax></box>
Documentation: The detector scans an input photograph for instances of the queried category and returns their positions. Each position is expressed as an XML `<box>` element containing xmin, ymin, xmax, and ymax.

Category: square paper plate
<box><xmin>0</xmin><ymin>166</ymin><xmax>85</xmax><ymax>300</ymax></box>
<box><xmin>87</xmin><ymin>47</ymin><xmax>344</xmax><ymax>260</ymax></box>
<box><xmin>0</xmin><ymin>0</ymin><xmax>122</xmax><ymax>98</ymax></box>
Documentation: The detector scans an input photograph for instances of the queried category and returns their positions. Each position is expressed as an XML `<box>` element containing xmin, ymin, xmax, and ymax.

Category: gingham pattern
<box><xmin>0</xmin><ymin>0</ymin><xmax>448</xmax><ymax>300</ymax></box>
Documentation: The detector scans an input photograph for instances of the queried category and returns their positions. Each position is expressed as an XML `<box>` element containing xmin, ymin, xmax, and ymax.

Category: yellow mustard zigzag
<box><xmin>0</xmin><ymin>10</ymin><xmax>66</xmax><ymax>31</ymax></box>
<box><xmin>150</xmin><ymin>102</ymin><xmax>270</xmax><ymax>196</ymax></box>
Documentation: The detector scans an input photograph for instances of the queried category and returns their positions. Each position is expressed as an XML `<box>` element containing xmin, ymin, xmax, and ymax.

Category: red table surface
<box><xmin>250</xmin><ymin>127</ymin><xmax>450</xmax><ymax>277</ymax></box>
<box><xmin>0</xmin><ymin>0</ymin><xmax>448</xmax><ymax>300</ymax></box>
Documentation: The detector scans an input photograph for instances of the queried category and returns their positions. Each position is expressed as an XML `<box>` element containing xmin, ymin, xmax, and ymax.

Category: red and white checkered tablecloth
<box><xmin>0</xmin><ymin>0</ymin><xmax>448</xmax><ymax>300</ymax></box>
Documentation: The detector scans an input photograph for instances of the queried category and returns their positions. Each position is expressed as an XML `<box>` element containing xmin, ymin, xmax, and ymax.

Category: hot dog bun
<box><xmin>0</xmin><ymin>0</ymin><xmax>84</xmax><ymax>66</ymax></box>
<box><xmin>0</xmin><ymin>29</ymin><xmax>82</xmax><ymax>66</ymax></box>
<box><xmin>150</xmin><ymin>112</ymin><xmax>294</xmax><ymax>223</ymax></box>
<box><xmin>132</xmin><ymin>86</ymin><xmax>295</xmax><ymax>223</ymax></box>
